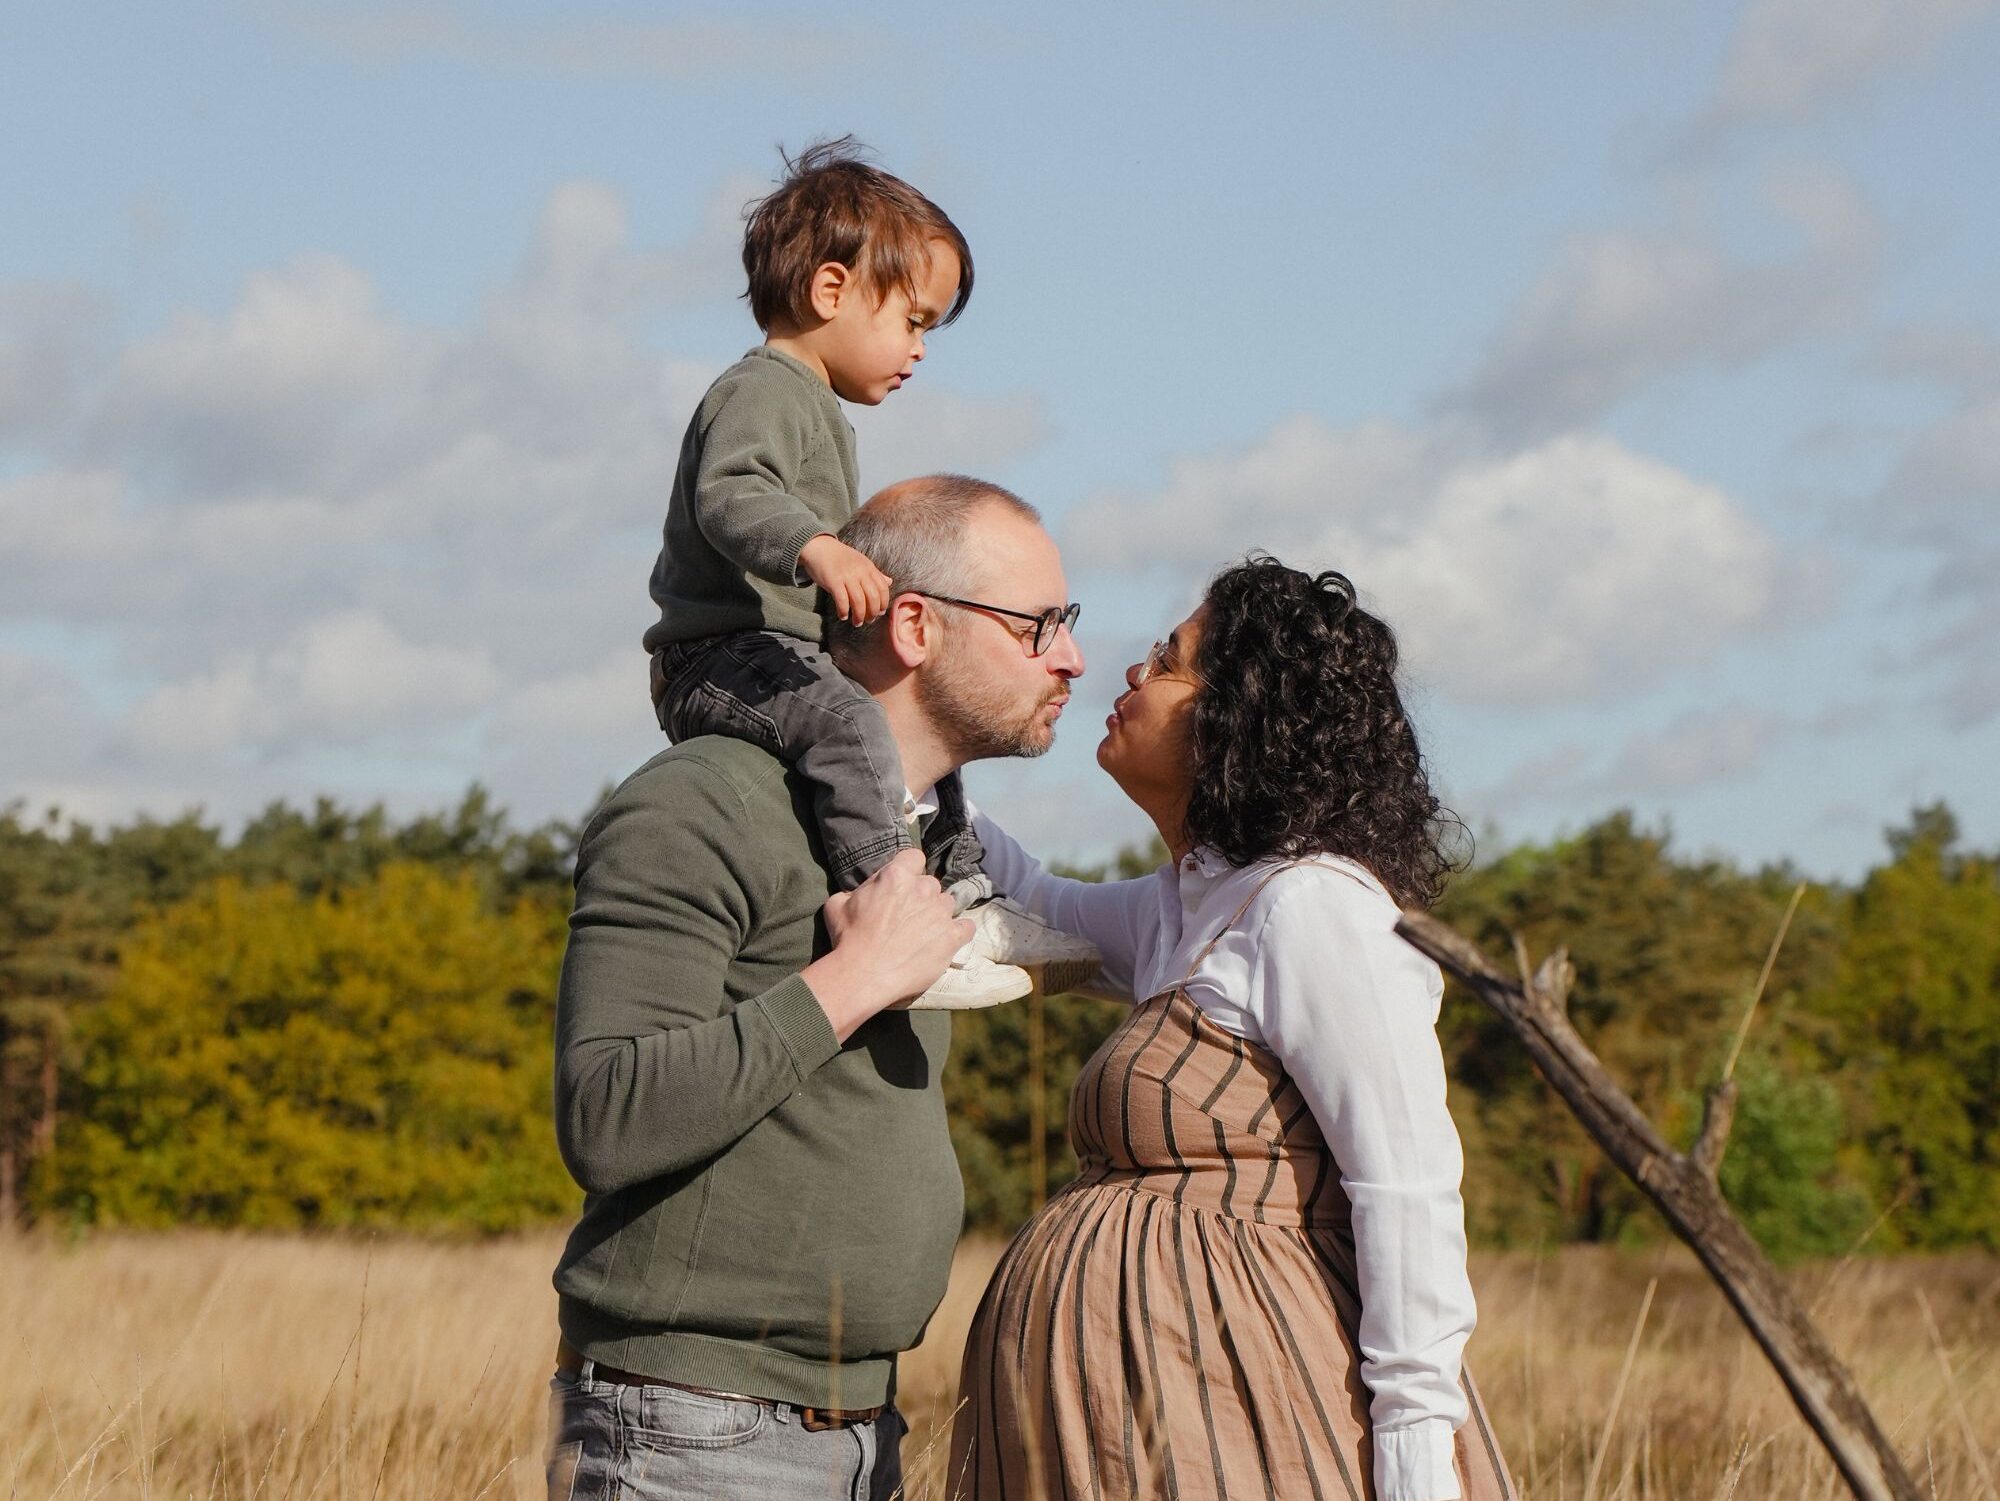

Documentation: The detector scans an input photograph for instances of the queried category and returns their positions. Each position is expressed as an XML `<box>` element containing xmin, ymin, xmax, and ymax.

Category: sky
<box><xmin>3</xmin><ymin>0</ymin><xmax>1998</xmax><ymax>880</ymax></box>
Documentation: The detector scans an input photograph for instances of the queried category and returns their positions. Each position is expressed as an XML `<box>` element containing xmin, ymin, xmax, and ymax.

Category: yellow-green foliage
<box><xmin>56</xmin><ymin>862</ymin><xmax>576</xmax><ymax>1231</ymax></box>
<box><xmin>1829</xmin><ymin>808</ymin><xmax>2000</xmax><ymax>1247</ymax></box>
<box><xmin>9</xmin><ymin>793</ymin><xmax>2000</xmax><ymax>1250</ymax></box>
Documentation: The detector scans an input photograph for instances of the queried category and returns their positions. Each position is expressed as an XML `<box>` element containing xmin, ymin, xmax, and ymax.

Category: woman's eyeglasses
<box><xmin>917</xmin><ymin>593</ymin><xmax>1081</xmax><ymax>656</ymax></box>
<box><xmin>1134</xmin><ymin>640</ymin><xmax>1209</xmax><ymax>690</ymax></box>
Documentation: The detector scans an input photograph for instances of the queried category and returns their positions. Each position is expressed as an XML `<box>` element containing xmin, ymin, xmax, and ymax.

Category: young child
<box><xmin>642</xmin><ymin>138</ymin><xmax>1096</xmax><ymax>1010</ymax></box>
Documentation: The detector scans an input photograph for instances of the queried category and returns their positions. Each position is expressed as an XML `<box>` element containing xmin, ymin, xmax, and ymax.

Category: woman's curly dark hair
<box><xmin>1184</xmin><ymin>555</ymin><xmax>1467</xmax><ymax>909</ymax></box>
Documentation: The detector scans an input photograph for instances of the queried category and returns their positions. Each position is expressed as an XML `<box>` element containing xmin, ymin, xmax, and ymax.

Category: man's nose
<box><xmin>1047</xmin><ymin>623</ymin><xmax>1084</xmax><ymax>677</ymax></box>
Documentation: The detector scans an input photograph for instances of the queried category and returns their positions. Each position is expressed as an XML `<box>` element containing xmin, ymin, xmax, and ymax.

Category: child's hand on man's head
<box><xmin>799</xmin><ymin>535</ymin><xmax>894</xmax><ymax>624</ymax></box>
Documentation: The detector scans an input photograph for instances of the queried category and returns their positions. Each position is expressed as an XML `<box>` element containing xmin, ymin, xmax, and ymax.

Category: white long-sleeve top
<box><xmin>977</xmin><ymin>813</ymin><xmax>1475</xmax><ymax>1501</ymax></box>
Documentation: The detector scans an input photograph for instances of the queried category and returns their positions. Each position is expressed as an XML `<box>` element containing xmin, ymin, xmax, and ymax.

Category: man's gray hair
<box><xmin>825</xmin><ymin>474</ymin><xmax>1039</xmax><ymax>661</ymax></box>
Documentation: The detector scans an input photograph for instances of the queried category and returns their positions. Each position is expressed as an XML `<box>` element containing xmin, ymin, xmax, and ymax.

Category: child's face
<box><xmin>817</xmin><ymin>241</ymin><xmax>962</xmax><ymax>405</ymax></box>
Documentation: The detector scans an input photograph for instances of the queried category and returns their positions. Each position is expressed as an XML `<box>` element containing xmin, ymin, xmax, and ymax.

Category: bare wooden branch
<box><xmin>1511</xmin><ymin>932</ymin><xmax>1536</xmax><ymax>994</ymax></box>
<box><xmin>1397</xmin><ymin>908</ymin><xmax>1922</xmax><ymax>1501</ymax></box>
<box><xmin>1533</xmin><ymin>947</ymin><xmax>1574</xmax><ymax>1016</ymax></box>
<box><xmin>1692</xmin><ymin>1079</ymin><xmax>1738</xmax><ymax>1182</ymax></box>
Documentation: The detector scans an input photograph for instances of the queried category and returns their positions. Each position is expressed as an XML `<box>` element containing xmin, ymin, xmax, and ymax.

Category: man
<box><xmin>547</xmin><ymin>474</ymin><xmax>1085</xmax><ymax>1499</ymax></box>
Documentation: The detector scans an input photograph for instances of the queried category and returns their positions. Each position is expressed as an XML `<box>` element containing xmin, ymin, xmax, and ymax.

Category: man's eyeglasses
<box><xmin>916</xmin><ymin>593</ymin><xmax>1081</xmax><ymax>656</ymax></box>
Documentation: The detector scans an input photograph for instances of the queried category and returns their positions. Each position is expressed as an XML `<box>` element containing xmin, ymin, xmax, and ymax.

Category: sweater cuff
<box><xmin>757</xmin><ymin>974</ymin><xmax>842</xmax><ymax>1080</ymax></box>
<box><xmin>1375</xmin><ymin>1420</ymin><xmax>1460</xmax><ymax>1501</ymax></box>
<box><xmin>786</xmin><ymin>523</ymin><xmax>837</xmax><ymax>585</ymax></box>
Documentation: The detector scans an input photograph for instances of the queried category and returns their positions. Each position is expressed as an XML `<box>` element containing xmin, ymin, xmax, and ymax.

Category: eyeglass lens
<box><xmin>1032</xmin><ymin>603</ymin><xmax>1081</xmax><ymax>656</ymax></box>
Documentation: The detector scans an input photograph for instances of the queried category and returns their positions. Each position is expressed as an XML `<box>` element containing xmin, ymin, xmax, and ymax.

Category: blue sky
<box><xmin>4</xmin><ymin>0</ymin><xmax>1998</xmax><ymax>878</ymax></box>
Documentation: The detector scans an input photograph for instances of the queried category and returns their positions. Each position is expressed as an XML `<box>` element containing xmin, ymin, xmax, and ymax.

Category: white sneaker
<box><xmin>905</xmin><ymin>952</ymin><xmax>1033</xmax><ymax>1011</ymax></box>
<box><xmin>965</xmin><ymin>897</ymin><xmax>1103</xmax><ymax>998</ymax></box>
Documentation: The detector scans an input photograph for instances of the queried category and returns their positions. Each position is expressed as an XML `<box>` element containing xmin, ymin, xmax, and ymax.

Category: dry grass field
<box><xmin>2</xmin><ymin>1230</ymin><xmax>1993</xmax><ymax>1500</ymax></box>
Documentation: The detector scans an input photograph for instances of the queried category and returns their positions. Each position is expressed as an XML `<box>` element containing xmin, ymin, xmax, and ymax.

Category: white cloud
<box><xmin>1920</xmin><ymin>590</ymin><xmax>2000</xmax><ymax>729</ymax></box>
<box><xmin>1463</xmin><ymin>699</ymin><xmax>1876</xmax><ymax>817</ymax></box>
<box><xmin>496</xmin><ymin>652</ymin><xmax>648</xmax><ymax>742</ymax></box>
<box><xmin>1872</xmin><ymin>325</ymin><xmax>2000</xmax><ymax>535</ymax></box>
<box><xmin>1881</xmin><ymin>394</ymin><xmax>2000</xmax><ymax>527</ymax></box>
<box><xmin>1698</xmin><ymin>0</ymin><xmax>1997</xmax><ymax>134</ymax></box>
<box><xmin>1867</xmin><ymin>323</ymin><xmax>2000</xmax><ymax>726</ymax></box>
<box><xmin>0</xmin><ymin>469</ymin><xmax>135</xmax><ymax>579</ymax></box>
<box><xmin>128</xmin><ymin>611</ymin><xmax>498</xmax><ymax>755</ymax></box>
<box><xmin>0</xmin><ymin>651</ymin><xmax>108</xmax><ymax>784</ymax></box>
<box><xmin>1870</xmin><ymin>324</ymin><xmax>2000</xmax><ymax>394</ymax></box>
<box><xmin>854</xmin><ymin>387</ymin><xmax>1054</xmax><ymax>497</ymax></box>
<box><xmin>1068</xmin><ymin>415</ymin><xmax>1452</xmax><ymax>568</ymax></box>
<box><xmin>0</xmin><ymin>282</ymin><xmax>109</xmax><ymax>442</ymax></box>
<box><xmin>1457</xmin><ymin>743</ymin><xmax>1597</xmax><ymax>822</ymax></box>
<box><xmin>1593</xmin><ymin>704</ymin><xmax>1798</xmax><ymax>794</ymax></box>
<box><xmin>1444</xmin><ymin>168</ymin><xmax>1879</xmax><ymax>439</ymax></box>
<box><xmin>1068</xmin><ymin>418</ymin><xmax>1825</xmax><ymax>707</ymax></box>
<box><xmin>90</xmin><ymin>255</ymin><xmax>422</xmax><ymax>498</ymax></box>
<box><xmin>0</xmin><ymin>179</ymin><xmax>1052</xmax><ymax>828</ymax></box>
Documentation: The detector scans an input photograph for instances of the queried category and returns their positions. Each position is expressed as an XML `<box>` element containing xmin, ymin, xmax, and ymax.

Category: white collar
<box><xmin>1175</xmin><ymin>844</ymin><xmax>1393</xmax><ymax>903</ymax></box>
<box><xmin>1181</xmin><ymin>845</ymin><xmax>1235</xmax><ymax>879</ymax></box>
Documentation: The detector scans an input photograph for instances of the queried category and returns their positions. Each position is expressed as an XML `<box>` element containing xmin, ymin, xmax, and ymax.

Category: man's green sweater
<box><xmin>551</xmin><ymin>736</ymin><xmax>963</xmax><ymax>1409</ymax></box>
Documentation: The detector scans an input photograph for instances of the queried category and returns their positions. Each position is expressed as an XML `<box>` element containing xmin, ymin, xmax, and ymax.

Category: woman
<box><xmin>950</xmin><ymin>557</ymin><xmax>1513</xmax><ymax>1501</ymax></box>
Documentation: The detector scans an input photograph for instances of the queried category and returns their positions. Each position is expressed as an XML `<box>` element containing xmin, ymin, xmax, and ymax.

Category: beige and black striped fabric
<box><xmin>948</xmin><ymin>982</ymin><xmax>1514</xmax><ymax>1501</ymax></box>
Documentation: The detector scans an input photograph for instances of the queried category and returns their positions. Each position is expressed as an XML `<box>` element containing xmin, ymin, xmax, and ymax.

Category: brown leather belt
<box><xmin>555</xmin><ymin>1338</ymin><xmax>888</xmax><ymax>1433</ymax></box>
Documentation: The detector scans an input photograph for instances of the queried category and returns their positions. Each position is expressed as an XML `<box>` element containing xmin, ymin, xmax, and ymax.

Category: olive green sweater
<box><xmin>551</xmin><ymin>736</ymin><xmax>963</xmax><ymax>1408</ymax></box>
<box><xmin>642</xmin><ymin>346</ymin><xmax>860</xmax><ymax>650</ymax></box>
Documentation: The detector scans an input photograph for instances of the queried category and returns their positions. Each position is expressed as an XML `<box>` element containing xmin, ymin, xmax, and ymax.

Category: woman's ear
<box><xmin>806</xmin><ymin>261</ymin><xmax>851</xmax><ymax>324</ymax></box>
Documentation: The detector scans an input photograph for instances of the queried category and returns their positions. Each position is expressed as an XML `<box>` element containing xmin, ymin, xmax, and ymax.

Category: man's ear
<box><xmin>806</xmin><ymin>261</ymin><xmax>851</xmax><ymax>323</ymax></box>
<box><xmin>882</xmin><ymin>593</ymin><xmax>934</xmax><ymax>669</ymax></box>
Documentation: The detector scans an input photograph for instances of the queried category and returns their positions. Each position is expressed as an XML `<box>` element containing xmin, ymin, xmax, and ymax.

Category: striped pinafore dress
<box><xmin>950</xmin><ymin>873</ymin><xmax>1515</xmax><ymax>1501</ymax></box>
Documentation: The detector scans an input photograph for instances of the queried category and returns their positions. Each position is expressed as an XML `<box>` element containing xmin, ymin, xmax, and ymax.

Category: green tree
<box><xmin>1825</xmin><ymin>804</ymin><xmax>2000</xmax><ymax>1248</ymax></box>
<box><xmin>1</xmin><ymin>787</ymin><xmax>582</xmax><ymax>1227</ymax></box>
<box><xmin>0</xmin><ymin>804</ymin><xmax>229</xmax><ymax>1223</ymax></box>
<box><xmin>54</xmin><ymin>862</ymin><xmax>574</xmax><ymax>1231</ymax></box>
<box><xmin>1700</xmin><ymin>1047</ymin><xmax>1872</xmax><ymax>1261</ymax></box>
<box><xmin>944</xmin><ymin>839</ymin><xmax>1163</xmax><ymax>1229</ymax></box>
<box><xmin>232</xmin><ymin>785</ymin><xmax>580</xmax><ymax>906</ymax></box>
<box><xmin>948</xmin><ymin>991</ymin><xmax>1127</xmax><ymax>1227</ymax></box>
<box><xmin>1436</xmin><ymin>813</ymin><xmax>1846</xmax><ymax>1246</ymax></box>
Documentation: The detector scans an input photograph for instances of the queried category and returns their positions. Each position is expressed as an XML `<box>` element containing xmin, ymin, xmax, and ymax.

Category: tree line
<box><xmin>2</xmin><ymin>791</ymin><xmax>1993</xmax><ymax>1256</ymax></box>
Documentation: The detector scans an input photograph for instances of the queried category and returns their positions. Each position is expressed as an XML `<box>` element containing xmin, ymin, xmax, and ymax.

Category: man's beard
<box><xmin>917</xmin><ymin>645</ymin><xmax>1062</xmax><ymax>763</ymax></box>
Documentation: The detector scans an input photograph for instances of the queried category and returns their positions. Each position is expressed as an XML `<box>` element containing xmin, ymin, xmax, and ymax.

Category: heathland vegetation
<box><xmin>2</xmin><ymin>788</ymin><xmax>1995</xmax><ymax>1260</ymax></box>
<box><xmin>4</xmin><ymin>1233</ymin><xmax>1994</xmax><ymax>1499</ymax></box>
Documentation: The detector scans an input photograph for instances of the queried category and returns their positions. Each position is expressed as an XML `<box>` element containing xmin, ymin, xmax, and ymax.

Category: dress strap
<box><xmin>1170</xmin><ymin>859</ymin><xmax>1311</xmax><ymax>993</ymax></box>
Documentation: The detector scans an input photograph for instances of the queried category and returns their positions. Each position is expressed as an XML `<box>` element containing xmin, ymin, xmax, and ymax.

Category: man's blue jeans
<box><xmin>545</xmin><ymin>1365</ymin><xmax>906</xmax><ymax>1500</ymax></box>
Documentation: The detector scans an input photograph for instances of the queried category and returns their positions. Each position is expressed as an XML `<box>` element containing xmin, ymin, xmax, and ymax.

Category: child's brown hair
<box><xmin>742</xmin><ymin>136</ymin><xmax>973</xmax><ymax>334</ymax></box>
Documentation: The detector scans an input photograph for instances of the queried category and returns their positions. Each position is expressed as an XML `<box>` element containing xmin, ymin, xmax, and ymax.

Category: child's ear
<box><xmin>807</xmin><ymin>261</ymin><xmax>851</xmax><ymax>322</ymax></box>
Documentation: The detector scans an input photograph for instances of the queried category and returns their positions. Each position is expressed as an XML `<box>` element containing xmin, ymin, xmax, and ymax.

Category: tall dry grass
<box><xmin>2</xmin><ymin>1231</ymin><xmax>1994</xmax><ymax>1500</ymax></box>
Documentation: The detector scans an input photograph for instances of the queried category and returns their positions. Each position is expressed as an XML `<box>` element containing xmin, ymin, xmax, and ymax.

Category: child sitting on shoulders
<box><xmin>642</xmin><ymin>136</ymin><xmax>1095</xmax><ymax>1009</ymax></box>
